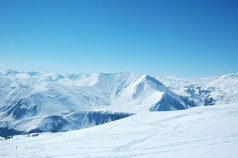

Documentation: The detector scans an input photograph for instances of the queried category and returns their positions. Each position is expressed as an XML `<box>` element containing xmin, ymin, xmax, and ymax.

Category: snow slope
<box><xmin>0</xmin><ymin>103</ymin><xmax>237</xmax><ymax>158</ymax></box>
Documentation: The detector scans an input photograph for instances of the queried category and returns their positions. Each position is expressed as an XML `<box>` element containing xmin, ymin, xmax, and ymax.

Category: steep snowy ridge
<box><xmin>0</xmin><ymin>110</ymin><xmax>132</xmax><ymax>137</ymax></box>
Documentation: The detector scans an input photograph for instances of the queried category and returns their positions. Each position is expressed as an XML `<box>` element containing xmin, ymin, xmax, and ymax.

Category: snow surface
<box><xmin>0</xmin><ymin>103</ymin><xmax>238</xmax><ymax>158</ymax></box>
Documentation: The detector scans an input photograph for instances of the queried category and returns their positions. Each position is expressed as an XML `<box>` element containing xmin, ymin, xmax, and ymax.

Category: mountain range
<box><xmin>0</xmin><ymin>69</ymin><xmax>237</xmax><ymax>137</ymax></box>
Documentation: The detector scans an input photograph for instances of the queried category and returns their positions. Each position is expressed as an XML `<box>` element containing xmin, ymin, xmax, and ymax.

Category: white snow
<box><xmin>0</xmin><ymin>103</ymin><xmax>238</xmax><ymax>158</ymax></box>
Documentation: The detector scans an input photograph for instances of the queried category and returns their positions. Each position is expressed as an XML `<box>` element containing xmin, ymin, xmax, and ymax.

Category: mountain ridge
<box><xmin>0</xmin><ymin>70</ymin><xmax>237</xmax><ymax>137</ymax></box>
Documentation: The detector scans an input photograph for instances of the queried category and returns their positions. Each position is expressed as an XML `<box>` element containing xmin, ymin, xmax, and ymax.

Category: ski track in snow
<box><xmin>1</xmin><ymin>103</ymin><xmax>238</xmax><ymax>158</ymax></box>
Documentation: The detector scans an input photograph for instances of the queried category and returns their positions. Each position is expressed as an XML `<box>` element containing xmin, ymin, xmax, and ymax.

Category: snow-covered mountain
<box><xmin>0</xmin><ymin>70</ymin><xmax>238</xmax><ymax>137</ymax></box>
<box><xmin>158</xmin><ymin>73</ymin><xmax>238</xmax><ymax>106</ymax></box>
<box><xmin>0</xmin><ymin>70</ymin><xmax>191</xmax><ymax>137</ymax></box>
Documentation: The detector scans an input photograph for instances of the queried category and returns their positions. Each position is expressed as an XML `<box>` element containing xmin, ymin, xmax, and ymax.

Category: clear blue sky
<box><xmin>0</xmin><ymin>0</ymin><xmax>237</xmax><ymax>78</ymax></box>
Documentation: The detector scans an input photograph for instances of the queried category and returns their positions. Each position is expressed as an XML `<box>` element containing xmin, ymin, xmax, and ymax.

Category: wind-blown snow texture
<box><xmin>0</xmin><ymin>70</ymin><xmax>238</xmax><ymax>137</ymax></box>
<box><xmin>0</xmin><ymin>103</ymin><xmax>238</xmax><ymax>158</ymax></box>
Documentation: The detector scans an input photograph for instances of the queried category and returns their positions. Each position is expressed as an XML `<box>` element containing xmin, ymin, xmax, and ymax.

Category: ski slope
<box><xmin>1</xmin><ymin>103</ymin><xmax>238</xmax><ymax>158</ymax></box>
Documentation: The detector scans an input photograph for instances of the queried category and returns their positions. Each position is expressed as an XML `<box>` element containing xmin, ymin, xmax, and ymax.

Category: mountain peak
<box><xmin>3</xmin><ymin>69</ymin><xmax>20</xmax><ymax>75</ymax></box>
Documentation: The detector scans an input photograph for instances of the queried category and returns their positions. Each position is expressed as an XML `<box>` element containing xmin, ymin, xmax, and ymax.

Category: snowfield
<box><xmin>1</xmin><ymin>103</ymin><xmax>238</xmax><ymax>158</ymax></box>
